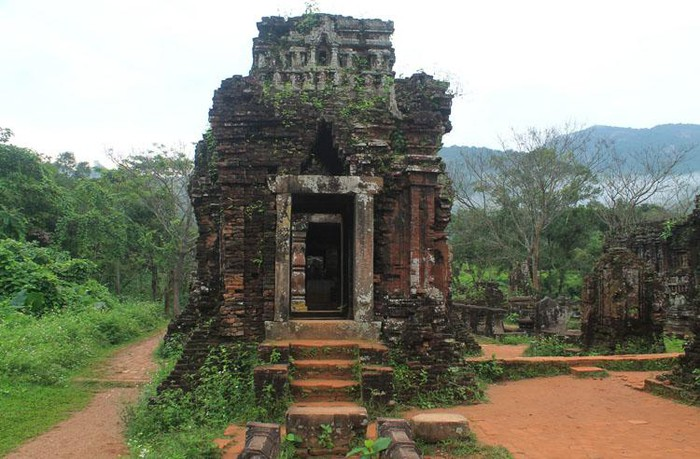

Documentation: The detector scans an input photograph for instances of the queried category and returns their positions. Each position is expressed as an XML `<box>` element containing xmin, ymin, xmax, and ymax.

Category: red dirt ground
<box><xmin>6</xmin><ymin>332</ymin><xmax>163</xmax><ymax>459</ymax></box>
<box><xmin>406</xmin><ymin>371</ymin><xmax>700</xmax><ymax>458</ymax></box>
<box><xmin>8</xmin><ymin>336</ymin><xmax>699</xmax><ymax>459</ymax></box>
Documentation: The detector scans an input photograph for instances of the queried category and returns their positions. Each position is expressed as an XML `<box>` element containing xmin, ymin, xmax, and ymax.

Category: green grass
<box><xmin>664</xmin><ymin>335</ymin><xmax>687</xmax><ymax>353</ymax></box>
<box><xmin>475</xmin><ymin>334</ymin><xmax>531</xmax><ymax>346</ymax></box>
<box><xmin>0</xmin><ymin>377</ymin><xmax>93</xmax><ymax>455</ymax></box>
<box><xmin>0</xmin><ymin>300</ymin><xmax>167</xmax><ymax>455</ymax></box>
<box><xmin>417</xmin><ymin>434</ymin><xmax>512</xmax><ymax>458</ymax></box>
<box><xmin>597</xmin><ymin>358</ymin><xmax>678</xmax><ymax>372</ymax></box>
<box><xmin>523</xmin><ymin>335</ymin><xmax>571</xmax><ymax>357</ymax></box>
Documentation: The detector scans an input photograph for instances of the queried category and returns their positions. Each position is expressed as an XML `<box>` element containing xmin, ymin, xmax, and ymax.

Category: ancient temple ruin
<box><xmin>582</xmin><ymin>196</ymin><xmax>700</xmax><ymax>370</ymax></box>
<box><xmin>581</xmin><ymin>248</ymin><xmax>665</xmax><ymax>352</ymax></box>
<box><xmin>165</xmin><ymin>13</ymin><xmax>476</xmax><ymax>391</ymax></box>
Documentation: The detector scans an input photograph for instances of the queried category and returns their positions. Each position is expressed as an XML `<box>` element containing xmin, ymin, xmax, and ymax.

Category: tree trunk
<box><xmin>114</xmin><ymin>261</ymin><xmax>122</xmax><ymax>297</ymax></box>
<box><xmin>171</xmin><ymin>266</ymin><xmax>182</xmax><ymax>317</ymax></box>
<box><xmin>163</xmin><ymin>277</ymin><xmax>172</xmax><ymax>317</ymax></box>
<box><xmin>149</xmin><ymin>258</ymin><xmax>158</xmax><ymax>301</ymax></box>
<box><xmin>531</xmin><ymin>229</ymin><xmax>542</xmax><ymax>292</ymax></box>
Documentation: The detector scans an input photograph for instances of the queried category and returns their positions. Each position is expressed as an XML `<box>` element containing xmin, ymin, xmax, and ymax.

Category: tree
<box><xmin>452</xmin><ymin>125</ymin><xmax>600</xmax><ymax>292</ymax></box>
<box><xmin>596</xmin><ymin>144</ymin><xmax>698</xmax><ymax>234</ymax></box>
<box><xmin>109</xmin><ymin>144</ymin><xmax>197</xmax><ymax>316</ymax></box>
<box><xmin>0</xmin><ymin>127</ymin><xmax>13</xmax><ymax>144</ymax></box>
<box><xmin>0</xmin><ymin>141</ymin><xmax>63</xmax><ymax>241</ymax></box>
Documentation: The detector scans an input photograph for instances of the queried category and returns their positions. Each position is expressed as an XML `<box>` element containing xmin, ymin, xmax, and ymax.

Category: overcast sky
<box><xmin>1</xmin><ymin>0</ymin><xmax>699</xmax><ymax>164</ymax></box>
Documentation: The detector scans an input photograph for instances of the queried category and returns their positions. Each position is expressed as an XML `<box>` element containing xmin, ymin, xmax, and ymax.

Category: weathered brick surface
<box><xmin>581</xmin><ymin>247</ymin><xmax>665</xmax><ymax>352</ymax></box>
<box><xmin>593</xmin><ymin>196</ymin><xmax>700</xmax><ymax>380</ymax></box>
<box><xmin>164</xmin><ymin>13</ymin><xmax>474</xmax><ymax>389</ymax></box>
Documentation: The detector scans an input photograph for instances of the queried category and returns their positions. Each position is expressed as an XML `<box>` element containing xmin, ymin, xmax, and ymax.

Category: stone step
<box><xmin>286</xmin><ymin>403</ymin><xmax>368</xmax><ymax>453</ymax></box>
<box><xmin>265</xmin><ymin>320</ymin><xmax>381</xmax><ymax>340</ymax></box>
<box><xmin>293</xmin><ymin>359</ymin><xmax>356</xmax><ymax>380</ymax></box>
<box><xmin>291</xmin><ymin>341</ymin><xmax>359</xmax><ymax>361</ymax></box>
<box><xmin>411</xmin><ymin>413</ymin><xmax>470</xmax><ymax>443</ymax></box>
<box><xmin>570</xmin><ymin>366</ymin><xmax>609</xmax><ymax>378</ymax></box>
<box><xmin>259</xmin><ymin>339</ymin><xmax>389</xmax><ymax>364</ymax></box>
<box><xmin>290</xmin><ymin>378</ymin><xmax>359</xmax><ymax>402</ymax></box>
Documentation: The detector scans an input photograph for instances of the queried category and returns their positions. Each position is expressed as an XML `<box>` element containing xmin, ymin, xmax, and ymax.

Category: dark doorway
<box><xmin>291</xmin><ymin>194</ymin><xmax>353</xmax><ymax>319</ymax></box>
<box><xmin>305</xmin><ymin>221</ymin><xmax>342</xmax><ymax>311</ymax></box>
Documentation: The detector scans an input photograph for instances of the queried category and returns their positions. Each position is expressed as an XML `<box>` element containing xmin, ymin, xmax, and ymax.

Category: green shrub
<box><xmin>126</xmin><ymin>343</ymin><xmax>290</xmax><ymax>458</ymax></box>
<box><xmin>524</xmin><ymin>335</ymin><xmax>570</xmax><ymax>357</ymax></box>
<box><xmin>390</xmin><ymin>352</ymin><xmax>482</xmax><ymax>408</ymax></box>
<box><xmin>0</xmin><ymin>239</ymin><xmax>114</xmax><ymax>316</ymax></box>
<box><xmin>0</xmin><ymin>301</ymin><xmax>164</xmax><ymax>384</ymax></box>
<box><xmin>663</xmin><ymin>335</ymin><xmax>687</xmax><ymax>353</ymax></box>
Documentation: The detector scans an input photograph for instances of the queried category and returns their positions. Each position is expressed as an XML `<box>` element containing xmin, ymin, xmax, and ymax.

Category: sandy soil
<box><xmin>406</xmin><ymin>371</ymin><xmax>700</xmax><ymax>459</ymax></box>
<box><xmin>6</xmin><ymin>332</ymin><xmax>163</xmax><ymax>459</ymax></box>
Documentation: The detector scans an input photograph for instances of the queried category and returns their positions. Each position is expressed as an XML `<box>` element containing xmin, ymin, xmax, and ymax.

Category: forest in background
<box><xmin>0</xmin><ymin>127</ymin><xmax>196</xmax><ymax>317</ymax></box>
<box><xmin>2</xmin><ymin>122</ymin><xmax>698</xmax><ymax>310</ymax></box>
<box><xmin>445</xmin><ymin>124</ymin><xmax>699</xmax><ymax>299</ymax></box>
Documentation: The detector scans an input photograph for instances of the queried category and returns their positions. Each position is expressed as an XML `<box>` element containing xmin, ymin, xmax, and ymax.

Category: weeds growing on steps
<box><xmin>125</xmin><ymin>342</ymin><xmax>291</xmax><ymax>458</ymax></box>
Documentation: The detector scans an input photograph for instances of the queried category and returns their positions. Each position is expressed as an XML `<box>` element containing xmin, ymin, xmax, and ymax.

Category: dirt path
<box><xmin>7</xmin><ymin>332</ymin><xmax>164</xmax><ymax>459</ymax></box>
<box><xmin>407</xmin><ymin>371</ymin><xmax>700</xmax><ymax>459</ymax></box>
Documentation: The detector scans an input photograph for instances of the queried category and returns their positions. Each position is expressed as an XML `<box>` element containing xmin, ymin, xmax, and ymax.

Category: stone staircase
<box><xmin>254</xmin><ymin>320</ymin><xmax>394</xmax><ymax>456</ymax></box>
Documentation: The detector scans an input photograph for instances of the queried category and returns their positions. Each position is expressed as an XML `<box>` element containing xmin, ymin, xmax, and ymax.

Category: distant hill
<box><xmin>440</xmin><ymin>124</ymin><xmax>700</xmax><ymax>172</ymax></box>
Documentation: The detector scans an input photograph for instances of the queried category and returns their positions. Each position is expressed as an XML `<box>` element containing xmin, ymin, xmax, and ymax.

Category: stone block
<box><xmin>286</xmin><ymin>404</ymin><xmax>369</xmax><ymax>450</ymax></box>
<box><xmin>237</xmin><ymin>422</ymin><xmax>280</xmax><ymax>459</ymax></box>
<box><xmin>253</xmin><ymin>364</ymin><xmax>288</xmax><ymax>401</ymax></box>
<box><xmin>377</xmin><ymin>418</ymin><xmax>421</xmax><ymax>459</ymax></box>
<box><xmin>410</xmin><ymin>413</ymin><xmax>469</xmax><ymax>443</ymax></box>
<box><xmin>362</xmin><ymin>366</ymin><xmax>394</xmax><ymax>405</ymax></box>
<box><xmin>570</xmin><ymin>366</ymin><xmax>608</xmax><ymax>378</ymax></box>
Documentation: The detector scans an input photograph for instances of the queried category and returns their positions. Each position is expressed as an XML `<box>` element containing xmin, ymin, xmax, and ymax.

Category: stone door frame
<box><xmin>268</xmin><ymin>175</ymin><xmax>382</xmax><ymax>323</ymax></box>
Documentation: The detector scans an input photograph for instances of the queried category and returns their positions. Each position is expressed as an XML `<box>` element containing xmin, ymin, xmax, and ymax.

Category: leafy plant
<box><xmin>317</xmin><ymin>423</ymin><xmax>334</xmax><ymax>450</ymax></box>
<box><xmin>281</xmin><ymin>433</ymin><xmax>302</xmax><ymax>459</ymax></box>
<box><xmin>346</xmin><ymin>437</ymin><xmax>391</xmax><ymax>459</ymax></box>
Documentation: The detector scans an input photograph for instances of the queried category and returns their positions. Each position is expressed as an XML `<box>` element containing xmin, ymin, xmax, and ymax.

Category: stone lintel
<box><xmin>268</xmin><ymin>175</ymin><xmax>383</xmax><ymax>195</ymax></box>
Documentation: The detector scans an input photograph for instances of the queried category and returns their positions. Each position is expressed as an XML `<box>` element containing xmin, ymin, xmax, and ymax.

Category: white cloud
<box><xmin>2</xmin><ymin>0</ymin><xmax>699</xmax><ymax>160</ymax></box>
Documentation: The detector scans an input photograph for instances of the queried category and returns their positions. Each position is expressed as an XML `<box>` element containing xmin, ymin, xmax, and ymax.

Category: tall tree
<box><xmin>596</xmin><ymin>144</ymin><xmax>697</xmax><ymax>234</ymax></box>
<box><xmin>452</xmin><ymin>125</ymin><xmax>599</xmax><ymax>291</ymax></box>
<box><xmin>0</xmin><ymin>140</ymin><xmax>63</xmax><ymax>241</ymax></box>
<box><xmin>109</xmin><ymin>145</ymin><xmax>197</xmax><ymax>316</ymax></box>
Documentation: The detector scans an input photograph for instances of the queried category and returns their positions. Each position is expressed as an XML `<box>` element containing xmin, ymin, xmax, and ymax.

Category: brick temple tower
<box><xmin>165</xmin><ymin>13</ymin><xmax>476</xmax><ymax>391</ymax></box>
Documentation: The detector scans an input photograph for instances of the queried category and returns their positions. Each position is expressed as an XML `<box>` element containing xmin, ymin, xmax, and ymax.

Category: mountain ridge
<box><xmin>441</xmin><ymin>124</ymin><xmax>700</xmax><ymax>172</ymax></box>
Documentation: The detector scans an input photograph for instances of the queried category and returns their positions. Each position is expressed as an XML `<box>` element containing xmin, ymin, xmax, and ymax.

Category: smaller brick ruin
<box><xmin>620</xmin><ymin>197</ymin><xmax>700</xmax><ymax>381</ymax></box>
<box><xmin>583</xmin><ymin>196</ymin><xmax>700</xmax><ymax>368</ymax></box>
<box><xmin>581</xmin><ymin>247</ymin><xmax>665</xmax><ymax>352</ymax></box>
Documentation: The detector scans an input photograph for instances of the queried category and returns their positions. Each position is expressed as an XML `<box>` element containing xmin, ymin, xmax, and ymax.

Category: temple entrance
<box><xmin>290</xmin><ymin>194</ymin><xmax>353</xmax><ymax>319</ymax></box>
<box><xmin>270</xmin><ymin>175</ymin><xmax>381</xmax><ymax>324</ymax></box>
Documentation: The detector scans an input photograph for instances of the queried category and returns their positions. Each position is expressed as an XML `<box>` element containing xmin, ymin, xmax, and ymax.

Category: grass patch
<box><xmin>597</xmin><ymin>358</ymin><xmax>677</xmax><ymax>372</ymax></box>
<box><xmin>469</xmin><ymin>359</ymin><xmax>570</xmax><ymax>385</ymax></box>
<box><xmin>664</xmin><ymin>335</ymin><xmax>688</xmax><ymax>353</ymax></box>
<box><xmin>0</xmin><ymin>301</ymin><xmax>166</xmax><ymax>385</ymax></box>
<box><xmin>0</xmin><ymin>377</ymin><xmax>93</xmax><ymax>456</ymax></box>
<box><xmin>476</xmin><ymin>334</ymin><xmax>531</xmax><ymax>346</ymax></box>
<box><xmin>417</xmin><ymin>434</ymin><xmax>512</xmax><ymax>458</ymax></box>
<box><xmin>0</xmin><ymin>300</ymin><xmax>166</xmax><ymax>455</ymax></box>
<box><xmin>523</xmin><ymin>335</ymin><xmax>571</xmax><ymax>357</ymax></box>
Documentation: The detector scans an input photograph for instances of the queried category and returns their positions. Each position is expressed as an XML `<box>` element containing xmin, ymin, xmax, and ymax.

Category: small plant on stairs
<box><xmin>346</xmin><ymin>437</ymin><xmax>392</xmax><ymax>459</ymax></box>
<box><xmin>318</xmin><ymin>423</ymin><xmax>335</xmax><ymax>449</ymax></box>
<box><xmin>281</xmin><ymin>433</ymin><xmax>302</xmax><ymax>459</ymax></box>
